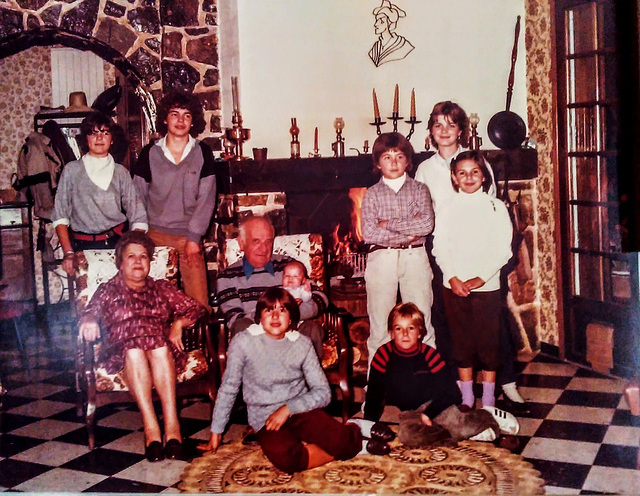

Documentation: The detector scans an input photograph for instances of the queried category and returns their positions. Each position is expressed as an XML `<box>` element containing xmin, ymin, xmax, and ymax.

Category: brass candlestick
<box><xmin>331</xmin><ymin>117</ymin><xmax>345</xmax><ymax>157</ymax></box>
<box><xmin>469</xmin><ymin>113</ymin><xmax>483</xmax><ymax>150</ymax></box>
<box><xmin>225</xmin><ymin>110</ymin><xmax>251</xmax><ymax>161</ymax></box>
<box><xmin>289</xmin><ymin>117</ymin><xmax>301</xmax><ymax>159</ymax></box>
<box><xmin>309</xmin><ymin>127</ymin><xmax>321</xmax><ymax>157</ymax></box>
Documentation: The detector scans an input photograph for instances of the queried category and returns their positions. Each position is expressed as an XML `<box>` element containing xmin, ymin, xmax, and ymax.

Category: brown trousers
<box><xmin>148</xmin><ymin>228</ymin><xmax>210</xmax><ymax>311</ymax></box>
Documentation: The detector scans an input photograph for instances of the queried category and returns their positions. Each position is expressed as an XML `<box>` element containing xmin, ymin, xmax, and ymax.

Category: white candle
<box><xmin>231</xmin><ymin>76</ymin><xmax>239</xmax><ymax>113</ymax></box>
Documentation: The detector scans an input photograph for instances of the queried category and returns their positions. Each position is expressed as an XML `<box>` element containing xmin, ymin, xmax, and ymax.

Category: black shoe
<box><xmin>164</xmin><ymin>438</ymin><xmax>184</xmax><ymax>460</ymax></box>
<box><xmin>370</xmin><ymin>422</ymin><xmax>395</xmax><ymax>443</ymax></box>
<box><xmin>366</xmin><ymin>439</ymin><xmax>391</xmax><ymax>456</ymax></box>
<box><xmin>145</xmin><ymin>441</ymin><xmax>165</xmax><ymax>462</ymax></box>
<box><xmin>241</xmin><ymin>427</ymin><xmax>258</xmax><ymax>445</ymax></box>
<box><xmin>501</xmin><ymin>396</ymin><xmax>531</xmax><ymax>415</ymax></box>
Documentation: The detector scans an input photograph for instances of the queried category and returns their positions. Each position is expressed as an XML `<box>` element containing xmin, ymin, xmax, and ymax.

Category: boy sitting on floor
<box><xmin>362</xmin><ymin>303</ymin><xmax>518</xmax><ymax>446</ymax></box>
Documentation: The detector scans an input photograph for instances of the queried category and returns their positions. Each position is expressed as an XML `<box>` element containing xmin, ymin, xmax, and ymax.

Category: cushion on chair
<box><xmin>223</xmin><ymin>233</ymin><xmax>325</xmax><ymax>291</ymax></box>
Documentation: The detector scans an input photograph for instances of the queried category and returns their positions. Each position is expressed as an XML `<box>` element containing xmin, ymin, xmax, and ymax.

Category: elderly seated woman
<box><xmin>79</xmin><ymin>231</ymin><xmax>206</xmax><ymax>462</ymax></box>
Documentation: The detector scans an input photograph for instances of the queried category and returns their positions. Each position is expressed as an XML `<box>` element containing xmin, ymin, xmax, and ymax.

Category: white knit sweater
<box><xmin>432</xmin><ymin>190</ymin><xmax>512</xmax><ymax>292</ymax></box>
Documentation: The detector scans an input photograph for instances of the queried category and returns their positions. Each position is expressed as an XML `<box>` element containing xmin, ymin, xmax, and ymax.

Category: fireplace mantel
<box><xmin>216</xmin><ymin>149</ymin><xmax>538</xmax><ymax>194</ymax></box>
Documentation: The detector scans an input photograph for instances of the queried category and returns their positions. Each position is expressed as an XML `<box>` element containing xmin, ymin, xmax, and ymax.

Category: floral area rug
<box><xmin>179</xmin><ymin>439</ymin><xmax>545</xmax><ymax>494</ymax></box>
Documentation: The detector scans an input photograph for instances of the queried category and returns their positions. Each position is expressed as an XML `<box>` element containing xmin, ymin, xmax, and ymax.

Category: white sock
<box><xmin>347</xmin><ymin>418</ymin><xmax>374</xmax><ymax>438</ymax></box>
<box><xmin>502</xmin><ymin>382</ymin><xmax>526</xmax><ymax>403</ymax></box>
<box><xmin>469</xmin><ymin>427</ymin><xmax>497</xmax><ymax>442</ymax></box>
<box><xmin>357</xmin><ymin>439</ymin><xmax>369</xmax><ymax>455</ymax></box>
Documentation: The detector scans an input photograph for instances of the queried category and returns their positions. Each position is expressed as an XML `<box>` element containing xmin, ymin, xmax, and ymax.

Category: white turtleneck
<box><xmin>432</xmin><ymin>189</ymin><xmax>513</xmax><ymax>292</ymax></box>
<box><xmin>382</xmin><ymin>172</ymin><xmax>407</xmax><ymax>193</ymax></box>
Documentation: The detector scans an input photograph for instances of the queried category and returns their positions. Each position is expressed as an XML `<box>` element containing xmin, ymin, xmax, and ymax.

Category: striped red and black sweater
<box><xmin>364</xmin><ymin>341</ymin><xmax>461</xmax><ymax>421</ymax></box>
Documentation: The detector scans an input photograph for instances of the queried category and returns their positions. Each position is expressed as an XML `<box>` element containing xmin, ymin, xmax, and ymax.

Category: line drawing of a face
<box><xmin>368</xmin><ymin>0</ymin><xmax>414</xmax><ymax>67</ymax></box>
<box><xmin>374</xmin><ymin>14</ymin><xmax>390</xmax><ymax>35</ymax></box>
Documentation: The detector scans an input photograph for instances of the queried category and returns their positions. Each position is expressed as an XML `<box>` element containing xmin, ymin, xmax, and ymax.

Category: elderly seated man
<box><xmin>216</xmin><ymin>216</ymin><xmax>327</xmax><ymax>358</ymax></box>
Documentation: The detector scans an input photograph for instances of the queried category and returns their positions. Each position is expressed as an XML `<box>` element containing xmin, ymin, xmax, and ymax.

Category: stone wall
<box><xmin>0</xmin><ymin>0</ymin><xmax>222</xmax><ymax>149</ymax></box>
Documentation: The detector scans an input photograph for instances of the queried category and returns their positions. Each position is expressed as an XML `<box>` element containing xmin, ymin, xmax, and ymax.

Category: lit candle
<box><xmin>410</xmin><ymin>88</ymin><xmax>416</xmax><ymax>119</ymax></box>
<box><xmin>393</xmin><ymin>84</ymin><xmax>399</xmax><ymax>114</ymax></box>
<box><xmin>372</xmin><ymin>89</ymin><xmax>380</xmax><ymax>120</ymax></box>
<box><xmin>314</xmin><ymin>127</ymin><xmax>319</xmax><ymax>151</ymax></box>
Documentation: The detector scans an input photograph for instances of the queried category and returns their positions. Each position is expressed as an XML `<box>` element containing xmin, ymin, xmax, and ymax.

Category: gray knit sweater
<box><xmin>210</xmin><ymin>324</ymin><xmax>331</xmax><ymax>433</ymax></box>
<box><xmin>52</xmin><ymin>158</ymin><xmax>147</xmax><ymax>233</ymax></box>
<box><xmin>131</xmin><ymin>141</ymin><xmax>216</xmax><ymax>243</ymax></box>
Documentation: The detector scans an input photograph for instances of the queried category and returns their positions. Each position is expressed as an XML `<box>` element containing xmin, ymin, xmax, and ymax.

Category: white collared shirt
<box><xmin>158</xmin><ymin>135</ymin><xmax>196</xmax><ymax>164</ymax></box>
<box><xmin>247</xmin><ymin>323</ymin><xmax>300</xmax><ymax>341</ymax></box>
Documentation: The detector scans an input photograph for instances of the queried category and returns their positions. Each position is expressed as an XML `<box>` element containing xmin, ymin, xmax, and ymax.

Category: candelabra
<box><xmin>370</xmin><ymin>86</ymin><xmax>421</xmax><ymax>140</ymax></box>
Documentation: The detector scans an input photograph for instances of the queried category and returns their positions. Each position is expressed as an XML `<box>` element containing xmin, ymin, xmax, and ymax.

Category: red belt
<box><xmin>369</xmin><ymin>243</ymin><xmax>424</xmax><ymax>253</ymax></box>
<box><xmin>71</xmin><ymin>223</ymin><xmax>125</xmax><ymax>242</ymax></box>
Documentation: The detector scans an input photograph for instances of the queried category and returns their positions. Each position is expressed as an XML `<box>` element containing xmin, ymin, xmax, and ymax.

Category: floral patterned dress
<box><xmin>82</xmin><ymin>273</ymin><xmax>205</xmax><ymax>374</ymax></box>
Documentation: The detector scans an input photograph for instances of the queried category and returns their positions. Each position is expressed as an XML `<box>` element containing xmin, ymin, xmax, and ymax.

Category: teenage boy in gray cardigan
<box><xmin>131</xmin><ymin>91</ymin><xmax>216</xmax><ymax>309</ymax></box>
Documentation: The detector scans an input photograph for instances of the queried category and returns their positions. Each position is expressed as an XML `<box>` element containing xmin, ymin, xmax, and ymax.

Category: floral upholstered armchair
<box><xmin>217</xmin><ymin>233</ymin><xmax>354</xmax><ymax>420</ymax></box>
<box><xmin>73</xmin><ymin>247</ymin><xmax>217</xmax><ymax>449</ymax></box>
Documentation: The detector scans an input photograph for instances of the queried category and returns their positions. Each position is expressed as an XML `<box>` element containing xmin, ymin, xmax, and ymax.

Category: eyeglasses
<box><xmin>88</xmin><ymin>129</ymin><xmax>111</xmax><ymax>137</ymax></box>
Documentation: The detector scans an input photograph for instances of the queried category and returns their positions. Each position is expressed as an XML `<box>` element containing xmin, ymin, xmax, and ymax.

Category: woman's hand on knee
<box><xmin>198</xmin><ymin>432</ymin><xmax>222</xmax><ymax>453</ymax></box>
<box><xmin>79</xmin><ymin>318</ymin><xmax>100</xmax><ymax>342</ymax></box>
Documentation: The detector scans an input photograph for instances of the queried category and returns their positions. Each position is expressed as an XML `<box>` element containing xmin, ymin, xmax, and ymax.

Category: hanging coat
<box><xmin>14</xmin><ymin>132</ymin><xmax>63</xmax><ymax>220</ymax></box>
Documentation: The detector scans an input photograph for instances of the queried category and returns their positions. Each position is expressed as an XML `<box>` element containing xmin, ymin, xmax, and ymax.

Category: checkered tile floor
<box><xmin>1</xmin><ymin>308</ymin><xmax>639</xmax><ymax>493</ymax></box>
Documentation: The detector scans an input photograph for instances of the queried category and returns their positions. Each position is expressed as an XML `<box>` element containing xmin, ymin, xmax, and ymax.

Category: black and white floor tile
<box><xmin>1</xmin><ymin>308</ymin><xmax>639</xmax><ymax>493</ymax></box>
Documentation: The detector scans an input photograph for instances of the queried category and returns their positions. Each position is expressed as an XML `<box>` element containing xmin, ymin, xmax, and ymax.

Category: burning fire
<box><xmin>349</xmin><ymin>188</ymin><xmax>366</xmax><ymax>242</ymax></box>
<box><xmin>331</xmin><ymin>188</ymin><xmax>366</xmax><ymax>257</ymax></box>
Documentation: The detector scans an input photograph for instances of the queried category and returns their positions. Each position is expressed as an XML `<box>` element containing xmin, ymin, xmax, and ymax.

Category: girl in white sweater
<box><xmin>432</xmin><ymin>150</ymin><xmax>513</xmax><ymax>409</ymax></box>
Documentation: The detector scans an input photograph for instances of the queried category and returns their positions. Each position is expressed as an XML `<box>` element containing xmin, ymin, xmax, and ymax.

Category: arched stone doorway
<box><xmin>0</xmin><ymin>0</ymin><xmax>221</xmax><ymax>148</ymax></box>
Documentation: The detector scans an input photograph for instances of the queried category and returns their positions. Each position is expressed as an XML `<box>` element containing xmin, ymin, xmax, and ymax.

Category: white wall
<box><xmin>230</xmin><ymin>0</ymin><xmax>527</xmax><ymax>159</ymax></box>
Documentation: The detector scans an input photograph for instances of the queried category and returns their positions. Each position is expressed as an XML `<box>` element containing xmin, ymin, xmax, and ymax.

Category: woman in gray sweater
<box><xmin>52</xmin><ymin>112</ymin><xmax>147</xmax><ymax>275</ymax></box>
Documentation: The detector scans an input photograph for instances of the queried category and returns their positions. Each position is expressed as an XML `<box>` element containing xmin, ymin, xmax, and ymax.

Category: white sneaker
<box><xmin>469</xmin><ymin>427</ymin><xmax>497</xmax><ymax>442</ymax></box>
<box><xmin>482</xmin><ymin>405</ymin><xmax>520</xmax><ymax>435</ymax></box>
